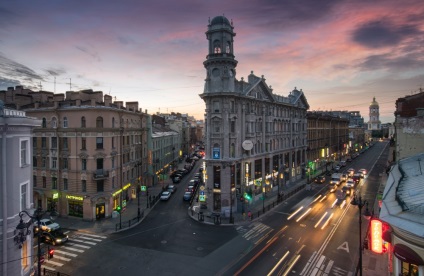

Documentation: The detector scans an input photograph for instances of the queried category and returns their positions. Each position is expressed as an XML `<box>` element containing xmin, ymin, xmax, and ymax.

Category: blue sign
<box><xmin>200</xmin><ymin>191</ymin><xmax>205</xmax><ymax>195</ymax></box>
<box><xmin>212</xmin><ymin>148</ymin><xmax>220</xmax><ymax>159</ymax></box>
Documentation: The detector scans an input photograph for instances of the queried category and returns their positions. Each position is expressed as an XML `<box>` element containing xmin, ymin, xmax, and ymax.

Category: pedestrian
<box><xmin>248</xmin><ymin>210</ymin><xmax>252</xmax><ymax>221</ymax></box>
<box><xmin>242</xmin><ymin>212</ymin><xmax>246</xmax><ymax>220</ymax></box>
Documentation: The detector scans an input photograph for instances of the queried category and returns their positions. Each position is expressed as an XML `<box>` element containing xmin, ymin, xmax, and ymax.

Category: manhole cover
<box><xmin>161</xmin><ymin>240</ymin><xmax>167</xmax><ymax>244</ymax></box>
<box><xmin>119</xmin><ymin>266</ymin><xmax>126</xmax><ymax>270</ymax></box>
<box><xmin>197</xmin><ymin>247</ymin><xmax>203</xmax><ymax>251</ymax></box>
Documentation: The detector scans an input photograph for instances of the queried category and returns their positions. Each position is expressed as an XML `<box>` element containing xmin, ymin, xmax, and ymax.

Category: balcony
<box><xmin>93</xmin><ymin>169</ymin><xmax>109</xmax><ymax>180</ymax></box>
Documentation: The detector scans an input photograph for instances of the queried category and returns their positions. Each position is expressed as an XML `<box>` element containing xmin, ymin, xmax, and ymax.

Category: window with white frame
<box><xmin>20</xmin><ymin>139</ymin><xmax>29</xmax><ymax>167</ymax></box>
<box><xmin>63</xmin><ymin>117</ymin><xmax>68</xmax><ymax>128</ymax></box>
<box><xmin>52</xmin><ymin>157</ymin><xmax>57</xmax><ymax>169</ymax></box>
<box><xmin>21</xmin><ymin>183</ymin><xmax>28</xmax><ymax>210</ymax></box>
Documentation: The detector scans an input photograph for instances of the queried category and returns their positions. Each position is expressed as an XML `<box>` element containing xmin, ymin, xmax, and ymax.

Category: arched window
<box><xmin>63</xmin><ymin>117</ymin><xmax>68</xmax><ymax>128</ymax></box>
<box><xmin>213</xmin><ymin>40</ymin><xmax>221</xmax><ymax>53</ymax></box>
<box><xmin>81</xmin><ymin>117</ymin><xmax>86</xmax><ymax>128</ymax></box>
<box><xmin>96</xmin><ymin>117</ymin><xmax>103</xmax><ymax>128</ymax></box>
<box><xmin>226</xmin><ymin>42</ymin><xmax>231</xmax><ymax>54</ymax></box>
<box><xmin>42</xmin><ymin>118</ymin><xmax>47</xmax><ymax>128</ymax></box>
<box><xmin>112</xmin><ymin>117</ymin><xmax>115</xmax><ymax>128</ymax></box>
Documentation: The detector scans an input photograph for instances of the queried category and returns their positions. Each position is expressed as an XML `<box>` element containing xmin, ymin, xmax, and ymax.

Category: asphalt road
<box><xmin>57</xmin><ymin>141</ymin><xmax>390</xmax><ymax>276</ymax></box>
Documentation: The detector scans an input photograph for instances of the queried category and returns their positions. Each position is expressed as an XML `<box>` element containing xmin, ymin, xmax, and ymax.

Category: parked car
<box><xmin>334</xmin><ymin>165</ymin><xmax>341</xmax><ymax>172</ymax></box>
<box><xmin>172</xmin><ymin>176</ymin><xmax>181</xmax><ymax>184</ymax></box>
<box><xmin>41</xmin><ymin>230</ymin><xmax>68</xmax><ymax>245</ymax></box>
<box><xmin>35</xmin><ymin>219</ymin><xmax>60</xmax><ymax>232</ymax></box>
<box><xmin>168</xmin><ymin>185</ymin><xmax>177</xmax><ymax>193</ymax></box>
<box><xmin>314</xmin><ymin>175</ymin><xmax>326</xmax><ymax>184</ymax></box>
<box><xmin>183</xmin><ymin>191</ymin><xmax>193</xmax><ymax>201</ymax></box>
<box><xmin>160</xmin><ymin>191</ymin><xmax>172</xmax><ymax>201</ymax></box>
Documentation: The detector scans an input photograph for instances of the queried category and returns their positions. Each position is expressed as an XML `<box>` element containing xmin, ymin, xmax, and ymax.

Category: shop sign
<box><xmin>66</xmin><ymin>195</ymin><xmax>84</xmax><ymax>201</ymax></box>
<box><xmin>52</xmin><ymin>193</ymin><xmax>59</xmax><ymax>199</ymax></box>
<box><xmin>112</xmin><ymin>183</ymin><xmax>132</xmax><ymax>197</ymax></box>
<box><xmin>370</xmin><ymin>219</ymin><xmax>383</xmax><ymax>254</ymax></box>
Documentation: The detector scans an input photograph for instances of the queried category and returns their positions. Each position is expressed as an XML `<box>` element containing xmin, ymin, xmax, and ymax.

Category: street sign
<box><xmin>199</xmin><ymin>195</ymin><xmax>206</xmax><ymax>202</ymax></box>
<box><xmin>141</xmin><ymin>186</ymin><xmax>147</xmax><ymax>192</ymax></box>
<box><xmin>199</xmin><ymin>191</ymin><xmax>205</xmax><ymax>195</ymax></box>
<box><xmin>39</xmin><ymin>256</ymin><xmax>45</xmax><ymax>264</ymax></box>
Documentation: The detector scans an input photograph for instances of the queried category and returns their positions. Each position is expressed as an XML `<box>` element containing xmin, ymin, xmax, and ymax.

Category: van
<box><xmin>330</xmin><ymin>173</ymin><xmax>342</xmax><ymax>186</ymax></box>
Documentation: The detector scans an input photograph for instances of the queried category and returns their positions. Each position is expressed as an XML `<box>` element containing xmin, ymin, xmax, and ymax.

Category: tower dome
<box><xmin>370</xmin><ymin>97</ymin><xmax>379</xmax><ymax>107</ymax></box>
<box><xmin>210</xmin><ymin>15</ymin><xmax>231</xmax><ymax>27</ymax></box>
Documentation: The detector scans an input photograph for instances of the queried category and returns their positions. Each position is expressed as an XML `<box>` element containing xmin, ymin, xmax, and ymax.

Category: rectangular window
<box><xmin>33</xmin><ymin>176</ymin><xmax>37</xmax><ymax>187</ymax></box>
<box><xmin>213</xmin><ymin>101</ymin><xmax>220</xmax><ymax>113</ymax></box>
<box><xmin>63</xmin><ymin>179</ymin><xmax>68</xmax><ymax>191</ymax></box>
<box><xmin>112</xmin><ymin>137</ymin><xmax>115</xmax><ymax>149</ymax></box>
<box><xmin>42</xmin><ymin>157</ymin><xmax>47</xmax><ymax>168</ymax></box>
<box><xmin>63</xmin><ymin>137</ymin><xmax>68</xmax><ymax>149</ymax></box>
<box><xmin>42</xmin><ymin>137</ymin><xmax>47</xmax><ymax>148</ymax></box>
<box><xmin>52</xmin><ymin>157</ymin><xmax>57</xmax><ymax>169</ymax></box>
<box><xmin>52</xmin><ymin>177</ymin><xmax>57</xmax><ymax>189</ymax></box>
<box><xmin>22</xmin><ymin>238</ymin><xmax>28</xmax><ymax>268</ymax></box>
<box><xmin>231</xmin><ymin>121</ymin><xmax>235</xmax><ymax>133</ymax></box>
<box><xmin>112</xmin><ymin>176</ymin><xmax>115</xmax><ymax>188</ymax></box>
<box><xmin>62</xmin><ymin>158</ymin><xmax>68</xmax><ymax>169</ymax></box>
<box><xmin>82</xmin><ymin>180</ymin><xmax>86</xmax><ymax>192</ymax></box>
<box><xmin>112</xmin><ymin>157</ymin><xmax>115</xmax><ymax>169</ymax></box>
<box><xmin>82</xmin><ymin>137</ymin><xmax>86</xmax><ymax>150</ymax></box>
<box><xmin>33</xmin><ymin>156</ymin><xmax>37</xmax><ymax>167</ymax></box>
<box><xmin>21</xmin><ymin>183</ymin><xmax>28</xmax><ymax>210</ymax></box>
<box><xmin>82</xmin><ymin>159</ymin><xmax>87</xmax><ymax>170</ymax></box>
<box><xmin>43</xmin><ymin>177</ymin><xmax>46</xmax><ymax>188</ymax></box>
<box><xmin>33</xmin><ymin>137</ymin><xmax>37</xmax><ymax>148</ymax></box>
<box><xmin>51</xmin><ymin>137</ymin><xmax>57</xmax><ymax>149</ymax></box>
<box><xmin>20</xmin><ymin>140</ymin><xmax>28</xmax><ymax>167</ymax></box>
<box><xmin>96</xmin><ymin>137</ymin><xmax>103</xmax><ymax>149</ymax></box>
<box><xmin>97</xmin><ymin>180</ymin><xmax>104</xmax><ymax>192</ymax></box>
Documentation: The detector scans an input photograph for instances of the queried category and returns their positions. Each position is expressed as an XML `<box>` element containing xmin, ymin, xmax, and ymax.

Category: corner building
<box><xmin>200</xmin><ymin>16</ymin><xmax>309</xmax><ymax>215</ymax></box>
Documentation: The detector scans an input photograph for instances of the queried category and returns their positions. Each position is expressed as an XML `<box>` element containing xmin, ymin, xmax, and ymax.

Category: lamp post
<box><xmin>350</xmin><ymin>194</ymin><xmax>371</xmax><ymax>276</ymax></box>
<box><xmin>15</xmin><ymin>207</ymin><xmax>58</xmax><ymax>276</ymax></box>
<box><xmin>119</xmin><ymin>126</ymin><xmax>124</xmax><ymax>230</ymax></box>
<box><xmin>137</xmin><ymin>184</ymin><xmax>141</xmax><ymax>218</ymax></box>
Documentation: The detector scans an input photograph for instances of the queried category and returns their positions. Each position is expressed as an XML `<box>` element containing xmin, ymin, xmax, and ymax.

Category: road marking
<box><xmin>80</xmin><ymin>233</ymin><xmax>107</xmax><ymax>239</ymax></box>
<box><xmin>53</xmin><ymin>255</ymin><xmax>71</xmax><ymax>262</ymax></box>
<box><xmin>54</xmin><ymin>250</ymin><xmax>78</xmax><ymax>257</ymax></box>
<box><xmin>77</xmin><ymin>236</ymin><xmax>102</xmax><ymax>242</ymax></box>
<box><xmin>61</xmin><ymin>246</ymin><xmax>84</xmax><ymax>253</ymax></box>
<box><xmin>66</xmin><ymin>242</ymin><xmax>91</xmax><ymax>249</ymax></box>
<box><xmin>72</xmin><ymin>239</ymin><xmax>97</xmax><ymax>245</ymax></box>
<box><xmin>337</xmin><ymin>241</ymin><xmax>350</xmax><ymax>253</ymax></box>
<box><xmin>42</xmin><ymin>265</ymin><xmax>56</xmax><ymax>271</ymax></box>
<box><xmin>45</xmin><ymin>260</ymin><xmax>64</xmax><ymax>266</ymax></box>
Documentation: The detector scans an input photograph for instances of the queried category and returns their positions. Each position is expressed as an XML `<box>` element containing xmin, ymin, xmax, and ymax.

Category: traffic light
<box><xmin>48</xmin><ymin>247</ymin><xmax>54</xmax><ymax>259</ymax></box>
<box><xmin>116</xmin><ymin>206</ymin><xmax>121</xmax><ymax>213</ymax></box>
<box><xmin>244</xmin><ymin>191</ymin><xmax>252</xmax><ymax>201</ymax></box>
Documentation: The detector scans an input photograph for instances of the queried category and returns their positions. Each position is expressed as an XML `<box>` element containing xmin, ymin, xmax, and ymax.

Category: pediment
<box><xmin>245</xmin><ymin>79</ymin><xmax>274</xmax><ymax>102</ymax></box>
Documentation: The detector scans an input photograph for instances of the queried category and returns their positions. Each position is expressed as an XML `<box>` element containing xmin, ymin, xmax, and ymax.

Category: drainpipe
<box><xmin>2</xmin><ymin>124</ymin><xmax>8</xmax><ymax>276</ymax></box>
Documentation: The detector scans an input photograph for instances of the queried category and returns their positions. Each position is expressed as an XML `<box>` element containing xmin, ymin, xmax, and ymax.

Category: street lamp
<box><xmin>15</xmin><ymin>207</ymin><xmax>58</xmax><ymax>276</ymax></box>
<box><xmin>350</xmin><ymin>194</ymin><xmax>371</xmax><ymax>276</ymax></box>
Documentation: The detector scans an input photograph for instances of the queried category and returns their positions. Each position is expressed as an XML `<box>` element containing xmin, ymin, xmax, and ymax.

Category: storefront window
<box><xmin>69</xmin><ymin>200</ymin><xmax>83</xmax><ymax>217</ymax></box>
<box><xmin>401</xmin><ymin>262</ymin><xmax>418</xmax><ymax>276</ymax></box>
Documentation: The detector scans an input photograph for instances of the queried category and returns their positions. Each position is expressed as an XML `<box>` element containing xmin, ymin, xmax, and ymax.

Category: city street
<box><xmin>51</xmin><ymin>142</ymin><xmax>389</xmax><ymax>276</ymax></box>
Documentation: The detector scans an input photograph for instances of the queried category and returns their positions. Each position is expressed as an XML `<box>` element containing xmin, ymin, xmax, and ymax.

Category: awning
<box><xmin>393</xmin><ymin>244</ymin><xmax>424</xmax><ymax>265</ymax></box>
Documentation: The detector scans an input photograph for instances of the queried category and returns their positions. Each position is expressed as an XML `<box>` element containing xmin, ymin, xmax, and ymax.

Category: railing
<box><xmin>93</xmin><ymin>169</ymin><xmax>109</xmax><ymax>180</ymax></box>
<box><xmin>43</xmin><ymin>268</ymin><xmax>71</xmax><ymax>276</ymax></box>
<box><xmin>115</xmin><ymin>210</ymin><xmax>145</xmax><ymax>232</ymax></box>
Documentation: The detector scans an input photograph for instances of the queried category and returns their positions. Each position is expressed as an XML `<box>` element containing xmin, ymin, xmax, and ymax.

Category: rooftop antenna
<box><xmin>54</xmin><ymin>76</ymin><xmax>56</xmax><ymax>93</ymax></box>
<box><xmin>66</xmin><ymin>78</ymin><xmax>72</xmax><ymax>91</ymax></box>
<box><xmin>39</xmin><ymin>81</ymin><xmax>42</xmax><ymax>91</ymax></box>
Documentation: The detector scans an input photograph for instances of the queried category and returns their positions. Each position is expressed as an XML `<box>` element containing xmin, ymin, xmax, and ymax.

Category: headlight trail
<box><xmin>321</xmin><ymin>213</ymin><xmax>334</xmax><ymax>230</ymax></box>
<box><xmin>267</xmin><ymin>251</ymin><xmax>290</xmax><ymax>276</ymax></box>
<box><xmin>287</xmin><ymin>206</ymin><xmax>303</xmax><ymax>220</ymax></box>
<box><xmin>296</xmin><ymin>208</ymin><xmax>312</xmax><ymax>222</ymax></box>
<box><xmin>314</xmin><ymin>212</ymin><xmax>328</xmax><ymax>228</ymax></box>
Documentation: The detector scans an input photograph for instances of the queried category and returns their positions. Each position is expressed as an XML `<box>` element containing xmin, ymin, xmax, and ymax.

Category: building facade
<box><xmin>0</xmin><ymin>103</ymin><xmax>41</xmax><ymax>276</ymax></box>
<box><xmin>199</xmin><ymin>15</ymin><xmax>309</xmax><ymax>215</ymax></box>
<box><xmin>394</xmin><ymin>90</ymin><xmax>424</xmax><ymax>161</ymax></box>
<box><xmin>1</xmin><ymin>88</ymin><xmax>148</xmax><ymax>221</ymax></box>
<box><xmin>306</xmin><ymin>112</ymin><xmax>349</xmax><ymax>176</ymax></box>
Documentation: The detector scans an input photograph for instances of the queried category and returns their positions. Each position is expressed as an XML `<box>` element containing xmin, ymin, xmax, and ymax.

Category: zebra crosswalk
<box><xmin>40</xmin><ymin>232</ymin><xmax>107</xmax><ymax>271</ymax></box>
<box><xmin>236</xmin><ymin>222</ymin><xmax>273</xmax><ymax>242</ymax></box>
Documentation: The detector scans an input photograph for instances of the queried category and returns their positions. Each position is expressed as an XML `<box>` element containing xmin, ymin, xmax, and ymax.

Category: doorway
<box><xmin>96</xmin><ymin>203</ymin><xmax>105</xmax><ymax>219</ymax></box>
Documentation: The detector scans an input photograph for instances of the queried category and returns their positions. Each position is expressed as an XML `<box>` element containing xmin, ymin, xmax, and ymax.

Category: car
<box><xmin>329</xmin><ymin>184</ymin><xmax>337</xmax><ymax>193</ymax></box>
<box><xmin>186</xmin><ymin>185</ymin><xmax>195</xmax><ymax>193</ymax></box>
<box><xmin>160</xmin><ymin>191</ymin><xmax>172</xmax><ymax>201</ymax></box>
<box><xmin>347</xmin><ymin>168</ymin><xmax>355</xmax><ymax>177</ymax></box>
<box><xmin>167</xmin><ymin>185</ymin><xmax>177</xmax><ymax>193</ymax></box>
<box><xmin>183</xmin><ymin>191</ymin><xmax>193</xmax><ymax>201</ymax></box>
<box><xmin>341</xmin><ymin>173</ymin><xmax>348</xmax><ymax>182</ymax></box>
<box><xmin>358</xmin><ymin>169</ymin><xmax>367</xmax><ymax>177</ymax></box>
<box><xmin>352</xmin><ymin>173</ymin><xmax>362</xmax><ymax>183</ymax></box>
<box><xmin>346</xmin><ymin>157</ymin><xmax>352</xmax><ymax>162</ymax></box>
<box><xmin>346</xmin><ymin>178</ymin><xmax>355</xmax><ymax>188</ymax></box>
<box><xmin>314</xmin><ymin>175</ymin><xmax>326</xmax><ymax>184</ymax></box>
<box><xmin>334</xmin><ymin>166</ymin><xmax>341</xmax><ymax>172</ymax></box>
<box><xmin>41</xmin><ymin>230</ymin><xmax>68</xmax><ymax>245</ymax></box>
<box><xmin>172</xmin><ymin>176</ymin><xmax>181</xmax><ymax>183</ymax></box>
<box><xmin>342</xmin><ymin>185</ymin><xmax>352</xmax><ymax>196</ymax></box>
<box><xmin>35</xmin><ymin>219</ymin><xmax>60</xmax><ymax>232</ymax></box>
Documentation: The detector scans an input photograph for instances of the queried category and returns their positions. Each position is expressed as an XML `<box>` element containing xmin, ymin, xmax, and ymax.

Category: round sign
<box><xmin>242</xmin><ymin>140</ymin><xmax>253</xmax><ymax>151</ymax></box>
<box><xmin>200</xmin><ymin>186</ymin><xmax>205</xmax><ymax>191</ymax></box>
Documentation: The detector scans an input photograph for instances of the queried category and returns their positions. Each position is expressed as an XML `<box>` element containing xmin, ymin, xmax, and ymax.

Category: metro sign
<box><xmin>370</xmin><ymin>219</ymin><xmax>383</xmax><ymax>253</ymax></box>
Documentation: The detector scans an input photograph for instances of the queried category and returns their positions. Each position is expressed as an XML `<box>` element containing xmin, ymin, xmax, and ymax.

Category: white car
<box><xmin>35</xmin><ymin>219</ymin><xmax>60</xmax><ymax>232</ymax></box>
<box><xmin>346</xmin><ymin>178</ymin><xmax>355</xmax><ymax>188</ymax></box>
<box><xmin>160</xmin><ymin>191</ymin><xmax>172</xmax><ymax>201</ymax></box>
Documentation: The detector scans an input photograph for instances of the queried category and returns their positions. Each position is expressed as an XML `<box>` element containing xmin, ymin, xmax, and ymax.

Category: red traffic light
<box><xmin>48</xmin><ymin>248</ymin><xmax>54</xmax><ymax>259</ymax></box>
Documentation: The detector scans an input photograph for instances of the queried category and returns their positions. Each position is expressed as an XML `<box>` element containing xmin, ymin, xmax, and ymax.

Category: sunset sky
<box><xmin>1</xmin><ymin>0</ymin><xmax>423</xmax><ymax>123</ymax></box>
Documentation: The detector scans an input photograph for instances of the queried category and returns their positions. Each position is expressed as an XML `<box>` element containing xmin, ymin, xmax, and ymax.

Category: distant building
<box><xmin>0</xmin><ymin>102</ymin><xmax>41</xmax><ymax>276</ymax></box>
<box><xmin>368</xmin><ymin>97</ymin><xmax>381</xmax><ymax>130</ymax></box>
<box><xmin>200</xmin><ymin>15</ymin><xmax>309</xmax><ymax>215</ymax></box>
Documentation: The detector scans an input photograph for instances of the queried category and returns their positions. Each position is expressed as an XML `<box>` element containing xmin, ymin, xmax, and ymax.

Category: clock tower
<box><xmin>203</xmin><ymin>15</ymin><xmax>238</xmax><ymax>93</ymax></box>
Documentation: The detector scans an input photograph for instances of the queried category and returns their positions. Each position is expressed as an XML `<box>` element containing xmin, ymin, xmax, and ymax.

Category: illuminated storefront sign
<box><xmin>52</xmin><ymin>193</ymin><xmax>59</xmax><ymax>199</ymax></box>
<box><xmin>66</xmin><ymin>195</ymin><xmax>84</xmax><ymax>201</ymax></box>
<box><xmin>370</xmin><ymin>219</ymin><xmax>383</xmax><ymax>254</ymax></box>
<box><xmin>112</xmin><ymin>183</ymin><xmax>132</xmax><ymax>197</ymax></box>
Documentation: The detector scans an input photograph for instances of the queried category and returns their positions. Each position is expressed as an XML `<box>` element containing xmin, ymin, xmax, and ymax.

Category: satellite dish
<box><xmin>242</xmin><ymin>140</ymin><xmax>253</xmax><ymax>151</ymax></box>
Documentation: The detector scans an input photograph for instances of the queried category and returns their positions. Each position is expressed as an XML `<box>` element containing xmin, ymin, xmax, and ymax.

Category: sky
<box><xmin>1</xmin><ymin>0</ymin><xmax>423</xmax><ymax>123</ymax></box>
